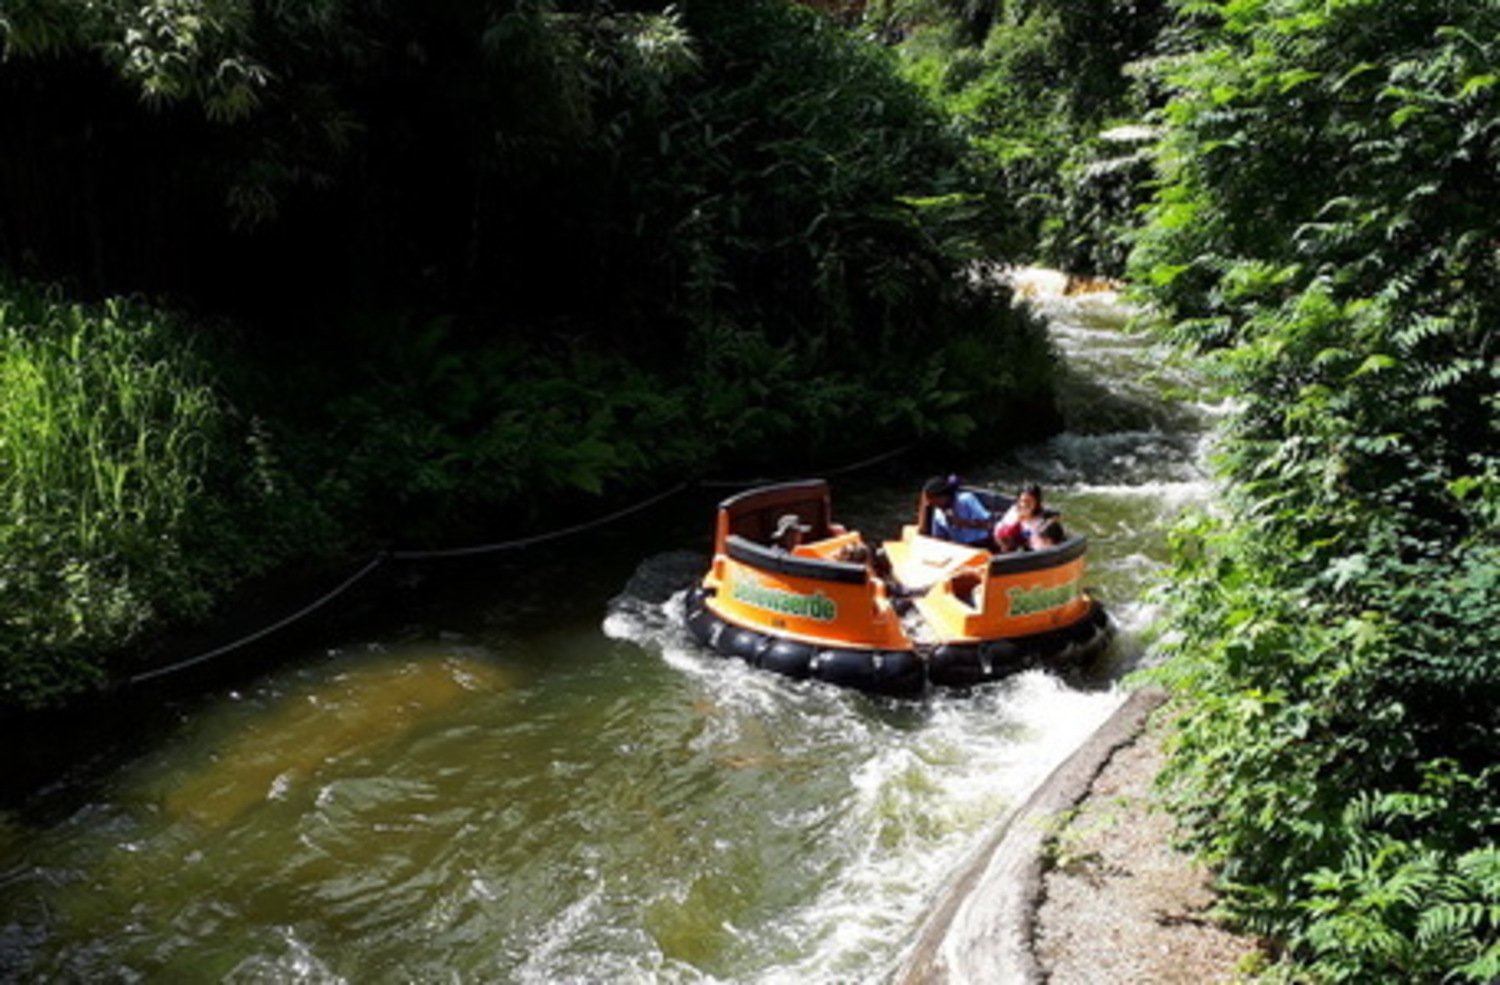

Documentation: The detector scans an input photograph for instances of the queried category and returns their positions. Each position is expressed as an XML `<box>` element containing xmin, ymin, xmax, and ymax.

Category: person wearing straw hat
<box><xmin>770</xmin><ymin>513</ymin><xmax>811</xmax><ymax>552</ymax></box>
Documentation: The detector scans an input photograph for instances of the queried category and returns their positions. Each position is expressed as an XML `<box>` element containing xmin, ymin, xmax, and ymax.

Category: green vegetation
<box><xmin>0</xmin><ymin>282</ymin><xmax>227</xmax><ymax>702</ymax></box>
<box><xmin>888</xmin><ymin>0</ymin><xmax>1168</xmax><ymax>272</ymax></box>
<box><xmin>0</xmin><ymin>1</ymin><xmax>1058</xmax><ymax>708</ymax></box>
<box><xmin>4</xmin><ymin>1</ymin><xmax>1496</xmax><ymax>978</ymax></box>
<box><xmin>1132</xmin><ymin>1</ymin><xmax>1500</xmax><ymax>980</ymax></box>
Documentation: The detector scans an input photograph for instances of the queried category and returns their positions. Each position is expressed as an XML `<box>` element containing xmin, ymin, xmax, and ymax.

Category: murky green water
<box><xmin>0</xmin><ymin>279</ymin><xmax>1209</xmax><ymax>983</ymax></box>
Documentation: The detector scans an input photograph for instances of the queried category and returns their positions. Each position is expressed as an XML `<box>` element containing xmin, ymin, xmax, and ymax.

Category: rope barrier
<box><xmin>127</xmin><ymin>554</ymin><xmax>391</xmax><ymax>685</ymax></box>
<box><xmin>388</xmin><ymin>481</ymin><xmax>693</xmax><ymax>560</ymax></box>
<box><xmin>124</xmin><ymin>482</ymin><xmax>694</xmax><ymax>688</ymax></box>
<box><xmin>124</xmin><ymin>444</ymin><xmax>919</xmax><ymax>687</ymax></box>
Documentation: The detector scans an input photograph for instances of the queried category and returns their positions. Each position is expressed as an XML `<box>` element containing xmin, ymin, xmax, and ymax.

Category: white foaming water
<box><xmin>592</xmin><ymin>271</ymin><xmax>1214</xmax><ymax>981</ymax></box>
<box><xmin>604</xmin><ymin>593</ymin><xmax>1128</xmax><ymax>983</ymax></box>
<box><xmin>227</xmin><ymin>926</ymin><xmax>346</xmax><ymax>983</ymax></box>
<box><xmin>0</xmin><ymin>270</ymin><xmax>1209</xmax><ymax>985</ymax></box>
<box><xmin>814</xmin><ymin>682</ymin><xmax>1120</xmax><ymax>983</ymax></box>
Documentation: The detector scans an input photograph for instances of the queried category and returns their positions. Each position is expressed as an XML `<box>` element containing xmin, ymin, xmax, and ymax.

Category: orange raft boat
<box><xmin>684</xmin><ymin>479</ymin><xmax>1111</xmax><ymax>697</ymax></box>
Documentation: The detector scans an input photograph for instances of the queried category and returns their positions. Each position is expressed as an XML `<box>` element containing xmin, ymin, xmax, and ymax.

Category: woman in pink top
<box><xmin>993</xmin><ymin>482</ymin><xmax>1061</xmax><ymax>551</ymax></box>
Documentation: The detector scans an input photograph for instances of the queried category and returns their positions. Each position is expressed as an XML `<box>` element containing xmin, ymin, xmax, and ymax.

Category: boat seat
<box><xmin>949</xmin><ymin>569</ymin><xmax>984</xmax><ymax>610</ymax></box>
<box><xmin>792</xmin><ymin>530</ymin><xmax>862</xmax><ymax>560</ymax></box>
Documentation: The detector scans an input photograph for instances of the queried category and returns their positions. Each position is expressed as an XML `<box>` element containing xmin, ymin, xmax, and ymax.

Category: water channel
<box><xmin>0</xmin><ymin>278</ymin><xmax>1213</xmax><ymax>982</ymax></box>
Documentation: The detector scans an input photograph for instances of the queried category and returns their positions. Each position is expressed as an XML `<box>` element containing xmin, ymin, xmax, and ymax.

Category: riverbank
<box><xmin>1033</xmin><ymin>697</ymin><xmax>1264</xmax><ymax>983</ymax></box>
<box><xmin>897</xmin><ymin>687</ymin><xmax>1264</xmax><ymax>983</ymax></box>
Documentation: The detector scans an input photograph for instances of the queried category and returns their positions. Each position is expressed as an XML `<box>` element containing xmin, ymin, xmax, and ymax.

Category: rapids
<box><xmin>0</xmin><ymin>274</ymin><xmax>1210</xmax><ymax>982</ymax></box>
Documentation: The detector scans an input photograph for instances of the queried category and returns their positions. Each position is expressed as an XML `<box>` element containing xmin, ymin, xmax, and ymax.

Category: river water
<box><xmin>0</xmin><ymin>278</ymin><xmax>1212</xmax><ymax>983</ymax></box>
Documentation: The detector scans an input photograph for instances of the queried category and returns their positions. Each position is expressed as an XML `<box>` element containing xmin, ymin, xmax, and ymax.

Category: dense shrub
<box><xmin>0</xmin><ymin>272</ymin><xmax>1046</xmax><ymax>710</ymax></box>
<box><xmin>0</xmin><ymin>2</ymin><xmax>1066</xmax><ymax>708</ymax></box>
<box><xmin>1135</xmin><ymin>0</ymin><xmax>1500</xmax><ymax>979</ymax></box>
<box><xmin>890</xmin><ymin>0</ymin><xmax>1168</xmax><ymax>272</ymax></box>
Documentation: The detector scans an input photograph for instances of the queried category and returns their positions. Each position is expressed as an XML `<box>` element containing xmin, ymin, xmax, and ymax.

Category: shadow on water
<box><xmin>0</xmin><ymin>483</ymin><xmax>718</xmax><ymax>810</ymax></box>
<box><xmin>0</xmin><ymin>457</ymin><xmax>926</xmax><ymax>811</ymax></box>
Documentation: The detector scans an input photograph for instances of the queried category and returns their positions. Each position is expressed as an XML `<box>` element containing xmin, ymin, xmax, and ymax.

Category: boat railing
<box><xmin>896</xmin><ymin>532</ymin><xmax>1092</xmax><ymax>640</ymax></box>
<box><xmin>716</xmin><ymin>479</ymin><xmax>837</xmax><ymax>546</ymax></box>
<box><xmin>791</xmin><ymin>529</ymin><xmax>863</xmax><ymax>560</ymax></box>
<box><xmin>723</xmin><ymin>534</ymin><xmax>870</xmax><ymax>585</ymax></box>
<box><xmin>713</xmin><ymin>532</ymin><xmax>907</xmax><ymax>649</ymax></box>
<box><xmin>987</xmin><ymin>535</ymin><xmax>1089</xmax><ymax>574</ymax></box>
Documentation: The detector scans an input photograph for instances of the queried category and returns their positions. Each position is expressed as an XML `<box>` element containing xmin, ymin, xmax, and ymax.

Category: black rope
<box><xmin>388</xmin><ymin>481</ymin><xmax>692</xmax><ymax>560</ymax></box>
<box><xmin>125</xmin><ymin>444</ymin><xmax>917</xmax><ymax>686</ymax></box>
<box><xmin>125</xmin><ymin>482</ymin><xmax>694</xmax><ymax>687</ymax></box>
<box><xmin>127</xmin><ymin>554</ymin><xmax>390</xmax><ymax>685</ymax></box>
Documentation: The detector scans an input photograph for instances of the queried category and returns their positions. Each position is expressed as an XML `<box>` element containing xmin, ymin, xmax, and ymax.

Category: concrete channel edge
<box><xmin>894</xmin><ymin>685</ymin><xmax>1171</xmax><ymax>984</ymax></box>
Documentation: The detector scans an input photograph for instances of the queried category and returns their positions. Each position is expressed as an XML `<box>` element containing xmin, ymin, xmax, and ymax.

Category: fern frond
<box><xmin>1393</xmin><ymin>315</ymin><xmax>1455</xmax><ymax>352</ymax></box>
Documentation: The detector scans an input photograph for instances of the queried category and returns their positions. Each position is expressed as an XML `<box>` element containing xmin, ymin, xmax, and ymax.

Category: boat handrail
<box><xmin>724</xmin><ymin>534</ymin><xmax>871</xmax><ymax>585</ymax></box>
<box><xmin>987</xmin><ymin>536</ymin><xmax>1089</xmax><ymax>575</ymax></box>
<box><xmin>793</xmin><ymin>529</ymin><xmax>862</xmax><ymax>559</ymax></box>
<box><xmin>716</xmin><ymin>478</ymin><xmax>828</xmax><ymax>512</ymax></box>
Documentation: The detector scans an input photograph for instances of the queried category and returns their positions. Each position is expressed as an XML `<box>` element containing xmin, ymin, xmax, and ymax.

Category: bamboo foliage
<box><xmin>0</xmin><ymin>0</ymin><xmax>267</xmax><ymax>119</ymax></box>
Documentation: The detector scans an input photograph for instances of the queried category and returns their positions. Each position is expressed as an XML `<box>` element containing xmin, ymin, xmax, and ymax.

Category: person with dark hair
<box><xmin>1032</xmin><ymin>516</ymin><xmax>1067</xmax><ymax>550</ymax></box>
<box><xmin>924</xmin><ymin>475</ymin><xmax>996</xmax><ymax>548</ymax></box>
<box><xmin>993</xmin><ymin>482</ymin><xmax>1060</xmax><ymax>552</ymax></box>
<box><xmin>835</xmin><ymin>539</ymin><xmax>911</xmax><ymax>600</ymax></box>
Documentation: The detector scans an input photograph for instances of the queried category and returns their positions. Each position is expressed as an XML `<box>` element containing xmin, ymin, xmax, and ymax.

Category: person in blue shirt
<box><xmin>924</xmin><ymin>476</ymin><xmax>995</xmax><ymax>549</ymax></box>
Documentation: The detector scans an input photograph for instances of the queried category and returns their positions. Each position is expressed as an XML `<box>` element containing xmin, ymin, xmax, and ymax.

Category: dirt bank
<box><xmin>896</xmin><ymin>687</ymin><xmax>1262</xmax><ymax>983</ymax></box>
<box><xmin>1033</xmin><ymin>702</ymin><xmax>1263</xmax><ymax>983</ymax></box>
